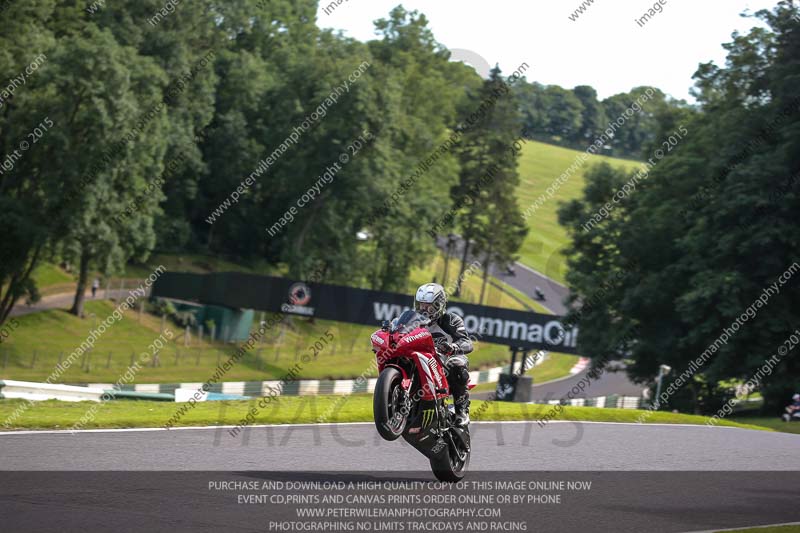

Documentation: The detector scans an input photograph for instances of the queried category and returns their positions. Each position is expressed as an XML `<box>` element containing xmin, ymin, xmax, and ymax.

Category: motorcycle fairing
<box><xmin>402</xmin><ymin>399</ymin><xmax>450</xmax><ymax>460</ymax></box>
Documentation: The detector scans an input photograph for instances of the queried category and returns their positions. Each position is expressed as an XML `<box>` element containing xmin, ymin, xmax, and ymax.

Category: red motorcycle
<box><xmin>371</xmin><ymin>310</ymin><xmax>472</xmax><ymax>482</ymax></box>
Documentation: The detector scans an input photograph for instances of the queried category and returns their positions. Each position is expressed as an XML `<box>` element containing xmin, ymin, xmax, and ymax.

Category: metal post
<box><xmin>653</xmin><ymin>364</ymin><xmax>672</xmax><ymax>409</ymax></box>
<box><xmin>509</xmin><ymin>347</ymin><xmax>518</xmax><ymax>375</ymax></box>
<box><xmin>106</xmin><ymin>351</ymin><xmax>112</xmax><ymax>368</ymax></box>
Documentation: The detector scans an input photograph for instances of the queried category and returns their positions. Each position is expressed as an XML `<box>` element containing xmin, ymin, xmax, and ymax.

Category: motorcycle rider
<box><xmin>782</xmin><ymin>393</ymin><xmax>800</xmax><ymax>422</ymax></box>
<box><xmin>414</xmin><ymin>283</ymin><xmax>473</xmax><ymax>426</ymax></box>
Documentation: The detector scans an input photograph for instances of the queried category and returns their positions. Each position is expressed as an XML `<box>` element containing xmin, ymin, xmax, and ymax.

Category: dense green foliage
<box><xmin>558</xmin><ymin>3</ymin><xmax>800</xmax><ymax>414</ymax></box>
<box><xmin>0</xmin><ymin>2</ymin><xmax>509</xmax><ymax>314</ymax></box>
<box><xmin>1</xmin><ymin>0</ymin><xmax>680</xmax><ymax>320</ymax></box>
<box><xmin>514</xmin><ymin>80</ymin><xmax>690</xmax><ymax>158</ymax></box>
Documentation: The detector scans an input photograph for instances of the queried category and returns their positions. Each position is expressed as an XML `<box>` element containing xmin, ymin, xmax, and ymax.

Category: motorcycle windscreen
<box><xmin>390</xmin><ymin>310</ymin><xmax>430</xmax><ymax>334</ymax></box>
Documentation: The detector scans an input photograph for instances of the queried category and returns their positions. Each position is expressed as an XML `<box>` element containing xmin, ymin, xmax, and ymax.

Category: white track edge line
<box><xmin>0</xmin><ymin>420</ymin><xmax>759</xmax><ymax>436</ymax></box>
<box><xmin>682</xmin><ymin>521</ymin><xmax>800</xmax><ymax>533</ymax></box>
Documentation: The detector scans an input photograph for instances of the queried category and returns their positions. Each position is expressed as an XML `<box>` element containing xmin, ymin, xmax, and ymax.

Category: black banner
<box><xmin>151</xmin><ymin>272</ymin><xmax>580</xmax><ymax>354</ymax></box>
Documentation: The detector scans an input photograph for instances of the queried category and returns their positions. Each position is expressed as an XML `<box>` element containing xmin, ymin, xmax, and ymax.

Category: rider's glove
<box><xmin>443</xmin><ymin>343</ymin><xmax>460</xmax><ymax>356</ymax></box>
<box><xmin>434</xmin><ymin>338</ymin><xmax>453</xmax><ymax>355</ymax></box>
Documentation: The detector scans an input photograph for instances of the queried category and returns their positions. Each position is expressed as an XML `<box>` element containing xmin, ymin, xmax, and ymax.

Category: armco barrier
<box><xmin>0</xmin><ymin>379</ymin><xmax>105</xmax><ymax>402</ymax></box>
<box><xmin>538</xmin><ymin>395</ymin><xmax>644</xmax><ymax>410</ymax></box>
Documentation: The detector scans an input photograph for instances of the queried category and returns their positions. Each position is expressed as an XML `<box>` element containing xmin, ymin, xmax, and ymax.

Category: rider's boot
<box><xmin>454</xmin><ymin>392</ymin><xmax>470</xmax><ymax>426</ymax></box>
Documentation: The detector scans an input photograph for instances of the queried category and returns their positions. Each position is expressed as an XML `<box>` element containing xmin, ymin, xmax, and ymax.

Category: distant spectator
<box><xmin>91</xmin><ymin>278</ymin><xmax>100</xmax><ymax>299</ymax></box>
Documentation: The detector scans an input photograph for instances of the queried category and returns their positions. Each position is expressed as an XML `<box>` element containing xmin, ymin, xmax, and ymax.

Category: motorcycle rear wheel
<box><xmin>373</xmin><ymin>367</ymin><xmax>407</xmax><ymax>441</ymax></box>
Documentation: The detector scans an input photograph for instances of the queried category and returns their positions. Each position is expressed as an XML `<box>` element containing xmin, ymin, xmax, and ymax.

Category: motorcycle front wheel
<box><xmin>430</xmin><ymin>428</ymin><xmax>470</xmax><ymax>482</ymax></box>
<box><xmin>373</xmin><ymin>367</ymin><xmax>408</xmax><ymax>441</ymax></box>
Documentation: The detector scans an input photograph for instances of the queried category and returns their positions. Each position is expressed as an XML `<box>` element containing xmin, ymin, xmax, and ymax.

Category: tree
<box><xmin>558</xmin><ymin>3</ymin><xmax>800</xmax><ymax>413</ymax></box>
<box><xmin>542</xmin><ymin>85</ymin><xmax>584</xmax><ymax>141</ymax></box>
<box><xmin>571</xmin><ymin>85</ymin><xmax>606</xmax><ymax>145</ymax></box>
<box><xmin>52</xmin><ymin>27</ymin><xmax>170</xmax><ymax>316</ymax></box>
<box><xmin>452</xmin><ymin>66</ymin><xmax>527</xmax><ymax>297</ymax></box>
<box><xmin>359</xmin><ymin>6</ymin><xmax>474</xmax><ymax>291</ymax></box>
<box><xmin>0</xmin><ymin>1</ymin><xmax>56</xmax><ymax>324</ymax></box>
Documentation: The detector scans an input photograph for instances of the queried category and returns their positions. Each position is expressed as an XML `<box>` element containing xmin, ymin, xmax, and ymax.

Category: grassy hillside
<box><xmin>516</xmin><ymin>141</ymin><xmax>643</xmax><ymax>284</ymax></box>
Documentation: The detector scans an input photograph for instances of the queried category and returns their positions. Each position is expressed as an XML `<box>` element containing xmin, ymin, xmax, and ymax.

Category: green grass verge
<box><xmin>516</xmin><ymin>141</ymin><xmax>643</xmax><ymax>284</ymax></box>
<box><xmin>0</xmin><ymin>396</ymin><xmax>772</xmax><ymax>431</ymax></box>
<box><xmin>31</xmin><ymin>263</ymin><xmax>74</xmax><ymax>288</ymax></box>
<box><xmin>470</xmin><ymin>352</ymin><xmax>579</xmax><ymax>393</ymax></box>
<box><xmin>727</xmin><ymin>416</ymin><xmax>800</xmax><ymax>435</ymax></box>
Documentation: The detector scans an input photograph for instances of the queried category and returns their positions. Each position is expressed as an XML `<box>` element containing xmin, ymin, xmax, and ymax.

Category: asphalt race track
<box><xmin>2</xmin><ymin>421</ymin><xmax>798</xmax><ymax>471</ymax></box>
<box><xmin>1</xmin><ymin>422</ymin><xmax>799</xmax><ymax>532</ymax></box>
<box><xmin>473</xmin><ymin>366</ymin><xmax>646</xmax><ymax>402</ymax></box>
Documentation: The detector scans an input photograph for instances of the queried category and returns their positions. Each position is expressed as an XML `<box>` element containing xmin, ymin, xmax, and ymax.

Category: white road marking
<box><xmin>682</xmin><ymin>521</ymin><xmax>800</xmax><ymax>533</ymax></box>
<box><xmin>0</xmin><ymin>419</ymin><xmax>753</xmax><ymax>436</ymax></box>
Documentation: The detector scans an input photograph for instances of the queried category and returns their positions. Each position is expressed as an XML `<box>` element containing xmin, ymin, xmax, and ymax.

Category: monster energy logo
<box><xmin>421</xmin><ymin>409</ymin><xmax>435</xmax><ymax>427</ymax></box>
